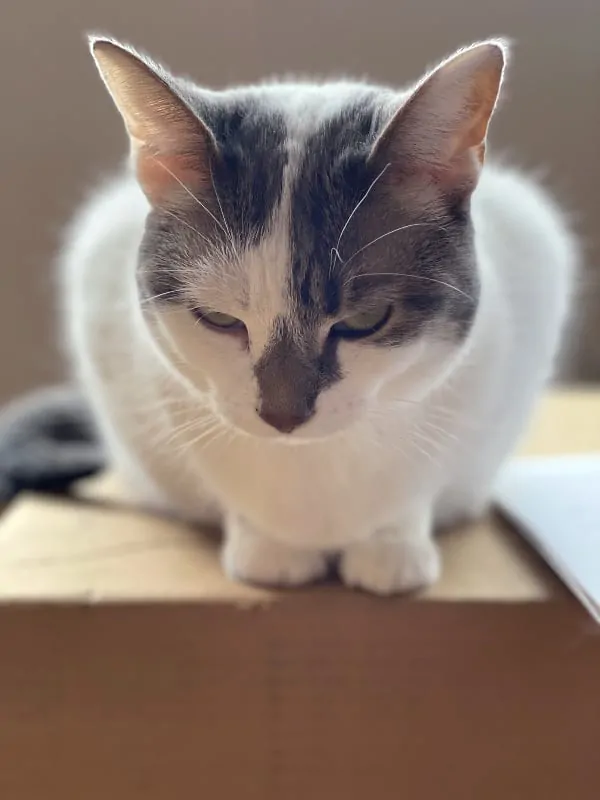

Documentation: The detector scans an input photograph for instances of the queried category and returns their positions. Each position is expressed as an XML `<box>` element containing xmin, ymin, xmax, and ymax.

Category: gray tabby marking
<box><xmin>140</xmin><ymin>91</ymin><xmax>288</xmax><ymax>302</ymax></box>
<box><xmin>254</xmin><ymin>316</ymin><xmax>341</xmax><ymax>432</ymax></box>
<box><xmin>252</xmin><ymin>102</ymin><xmax>478</xmax><ymax>425</ymax></box>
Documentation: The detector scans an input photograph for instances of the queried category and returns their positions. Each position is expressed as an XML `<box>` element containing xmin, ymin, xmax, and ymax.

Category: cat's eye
<box><xmin>194</xmin><ymin>309</ymin><xmax>245</xmax><ymax>331</ymax></box>
<box><xmin>331</xmin><ymin>305</ymin><xmax>391</xmax><ymax>338</ymax></box>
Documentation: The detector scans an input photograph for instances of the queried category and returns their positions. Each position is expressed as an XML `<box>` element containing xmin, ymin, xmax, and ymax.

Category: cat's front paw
<box><xmin>222</xmin><ymin>515</ymin><xmax>328</xmax><ymax>588</ymax></box>
<box><xmin>340</xmin><ymin>528</ymin><xmax>440</xmax><ymax>595</ymax></box>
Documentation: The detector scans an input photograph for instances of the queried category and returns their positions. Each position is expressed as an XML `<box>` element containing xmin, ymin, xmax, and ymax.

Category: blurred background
<box><xmin>1</xmin><ymin>0</ymin><xmax>599</xmax><ymax>403</ymax></box>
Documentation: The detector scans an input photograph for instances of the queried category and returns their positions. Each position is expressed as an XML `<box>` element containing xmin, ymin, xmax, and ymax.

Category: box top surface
<box><xmin>0</xmin><ymin>390</ymin><xmax>596</xmax><ymax>604</ymax></box>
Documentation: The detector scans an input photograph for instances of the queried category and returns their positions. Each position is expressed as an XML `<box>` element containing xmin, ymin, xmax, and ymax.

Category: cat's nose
<box><xmin>258</xmin><ymin>408</ymin><xmax>311</xmax><ymax>434</ymax></box>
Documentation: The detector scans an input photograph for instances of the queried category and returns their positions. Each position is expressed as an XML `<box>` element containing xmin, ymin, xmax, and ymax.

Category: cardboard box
<box><xmin>0</xmin><ymin>391</ymin><xmax>599</xmax><ymax>799</ymax></box>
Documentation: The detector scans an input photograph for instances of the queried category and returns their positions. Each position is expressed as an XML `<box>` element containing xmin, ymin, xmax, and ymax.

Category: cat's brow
<box><xmin>345</xmin><ymin>271</ymin><xmax>475</xmax><ymax>301</ymax></box>
<box><xmin>342</xmin><ymin>223</ymin><xmax>446</xmax><ymax>268</ymax></box>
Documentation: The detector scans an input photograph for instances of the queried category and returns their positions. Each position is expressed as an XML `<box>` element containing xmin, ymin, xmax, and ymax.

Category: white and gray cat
<box><xmin>57</xmin><ymin>36</ymin><xmax>575</xmax><ymax>594</ymax></box>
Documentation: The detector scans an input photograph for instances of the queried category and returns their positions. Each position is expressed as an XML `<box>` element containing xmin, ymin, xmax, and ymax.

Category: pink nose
<box><xmin>258</xmin><ymin>409</ymin><xmax>311</xmax><ymax>434</ymax></box>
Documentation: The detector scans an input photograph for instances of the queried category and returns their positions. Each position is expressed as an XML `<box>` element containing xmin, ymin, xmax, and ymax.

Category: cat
<box><xmin>57</xmin><ymin>35</ymin><xmax>575</xmax><ymax>594</ymax></box>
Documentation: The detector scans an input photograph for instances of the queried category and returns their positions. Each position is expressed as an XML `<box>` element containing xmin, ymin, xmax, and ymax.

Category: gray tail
<box><xmin>0</xmin><ymin>385</ymin><xmax>105</xmax><ymax>503</ymax></box>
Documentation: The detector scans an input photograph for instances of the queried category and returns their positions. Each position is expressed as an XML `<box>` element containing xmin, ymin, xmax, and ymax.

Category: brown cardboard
<box><xmin>0</xmin><ymin>494</ymin><xmax>555</xmax><ymax>603</ymax></box>
<box><xmin>0</xmin><ymin>390</ymin><xmax>599</xmax><ymax>799</ymax></box>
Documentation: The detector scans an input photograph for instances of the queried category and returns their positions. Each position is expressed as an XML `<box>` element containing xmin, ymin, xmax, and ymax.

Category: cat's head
<box><xmin>91</xmin><ymin>37</ymin><xmax>506</xmax><ymax>440</ymax></box>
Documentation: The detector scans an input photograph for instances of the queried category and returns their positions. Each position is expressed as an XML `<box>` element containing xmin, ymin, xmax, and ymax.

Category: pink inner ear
<box><xmin>131</xmin><ymin>107</ymin><xmax>216</xmax><ymax>207</ymax></box>
<box><xmin>427</xmin><ymin>149</ymin><xmax>482</xmax><ymax>196</ymax></box>
<box><xmin>375</xmin><ymin>113</ymin><xmax>485</xmax><ymax>197</ymax></box>
<box><xmin>91</xmin><ymin>40</ymin><xmax>217</xmax><ymax>208</ymax></box>
<box><xmin>371</xmin><ymin>43</ymin><xmax>504</xmax><ymax>194</ymax></box>
<box><xmin>136</xmin><ymin>146</ymin><xmax>213</xmax><ymax>207</ymax></box>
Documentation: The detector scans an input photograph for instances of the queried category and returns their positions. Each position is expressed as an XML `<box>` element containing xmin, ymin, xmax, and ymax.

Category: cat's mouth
<box><xmin>234</xmin><ymin>421</ymin><xmax>332</xmax><ymax>445</ymax></box>
<box><xmin>222</xmin><ymin>409</ymin><xmax>362</xmax><ymax>445</ymax></box>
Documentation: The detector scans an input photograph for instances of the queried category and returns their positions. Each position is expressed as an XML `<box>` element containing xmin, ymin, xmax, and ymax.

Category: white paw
<box><xmin>222</xmin><ymin>517</ymin><xmax>328</xmax><ymax>587</ymax></box>
<box><xmin>340</xmin><ymin>531</ymin><xmax>440</xmax><ymax>595</ymax></box>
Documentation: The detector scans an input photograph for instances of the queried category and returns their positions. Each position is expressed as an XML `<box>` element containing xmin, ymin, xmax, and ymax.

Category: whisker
<box><xmin>178</xmin><ymin>420</ymin><xmax>231</xmax><ymax>455</ymax></box>
<box><xmin>160</xmin><ymin>208</ymin><xmax>215</xmax><ymax>247</ymax></box>
<box><xmin>140</xmin><ymin>289</ymin><xmax>183</xmax><ymax>306</ymax></box>
<box><xmin>342</xmin><ymin>223</ymin><xmax>445</xmax><ymax>268</ymax></box>
<box><xmin>385</xmin><ymin>396</ymin><xmax>423</xmax><ymax>407</ymax></box>
<box><xmin>163</xmin><ymin>423</ymin><xmax>223</xmax><ymax>457</ymax></box>
<box><xmin>209</xmin><ymin>163</ymin><xmax>240</xmax><ymax>262</ymax></box>
<box><xmin>160</xmin><ymin>416</ymin><xmax>214</xmax><ymax>447</ymax></box>
<box><xmin>137</xmin><ymin>265</ymin><xmax>189</xmax><ymax>276</ymax></box>
<box><xmin>331</xmin><ymin>162</ymin><xmax>391</xmax><ymax>271</ymax></box>
<box><xmin>151</xmin><ymin>156</ymin><xmax>230</xmax><ymax>239</ymax></box>
<box><xmin>169</xmin><ymin>413</ymin><xmax>217</xmax><ymax>439</ymax></box>
<box><xmin>419</xmin><ymin>419</ymin><xmax>459</xmax><ymax>442</ymax></box>
<box><xmin>176</xmin><ymin>425</ymin><xmax>219</xmax><ymax>454</ymax></box>
<box><xmin>413</xmin><ymin>428</ymin><xmax>449</xmax><ymax>455</ymax></box>
<box><xmin>132</xmin><ymin>406</ymin><xmax>197</xmax><ymax>427</ymax></box>
<box><xmin>345</xmin><ymin>270</ymin><xmax>474</xmax><ymax>301</ymax></box>
<box><xmin>409</xmin><ymin>438</ymin><xmax>437</xmax><ymax>463</ymax></box>
<box><xmin>205</xmin><ymin>425</ymin><xmax>235</xmax><ymax>451</ymax></box>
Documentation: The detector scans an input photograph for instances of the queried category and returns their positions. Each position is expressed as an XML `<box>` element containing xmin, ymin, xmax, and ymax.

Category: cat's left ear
<box><xmin>371</xmin><ymin>40</ymin><xmax>507</xmax><ymax>195</ymax></box>
<box><xmin>90</xmin><ymin>37</ymin><xmax>217</xmax><ymax>207</ymax></box>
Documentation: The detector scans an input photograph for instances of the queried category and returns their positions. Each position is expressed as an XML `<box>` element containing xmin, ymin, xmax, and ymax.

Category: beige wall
<box><xmin>1</xmin><ymin>0</ymin><xmax>599</xmax><ymax>402</ymax></box>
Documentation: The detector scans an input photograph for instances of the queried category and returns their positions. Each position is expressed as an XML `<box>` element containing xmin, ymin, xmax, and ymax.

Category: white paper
<box><xmin>494</xmin><ymin>453</ymin><xmax>600</xmax><ymax>623</ymax></box>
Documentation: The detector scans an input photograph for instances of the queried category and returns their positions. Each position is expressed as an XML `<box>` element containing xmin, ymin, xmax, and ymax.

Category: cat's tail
<box><xmin>0</xmin><ymin>385</ymin><xmax>106</xmax><ymax>504</ymax></box>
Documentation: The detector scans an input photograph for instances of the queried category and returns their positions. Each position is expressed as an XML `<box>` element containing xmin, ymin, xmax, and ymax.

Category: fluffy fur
<box><xmin>59</xmin><ymin>38</ymin><xmax>575</xmax><ymax>594</ymax></box>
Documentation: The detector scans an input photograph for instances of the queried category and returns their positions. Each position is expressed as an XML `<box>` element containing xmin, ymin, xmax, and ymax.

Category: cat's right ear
<box><xmin>89</xmin><ymin>37</ymin><xmax>216</xmax><ymax>207</ymax></box>
<box><xmin>370</xmin><ymin>41</ymin><xmax>506</xmax><ymax>197</ymax></box>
